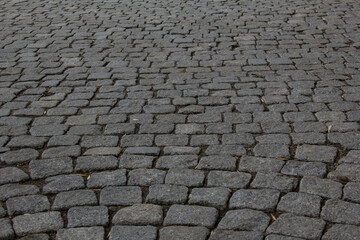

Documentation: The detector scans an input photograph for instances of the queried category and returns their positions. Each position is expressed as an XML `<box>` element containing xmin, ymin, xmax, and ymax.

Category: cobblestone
<box><xmin>56</xmin><ymin>227</ymin><xmax>104</xmax><ymax>240</ymax></box>
<box><xmin>266</xmin><ymin>213</ymin><xmax>326</xmax><ymax>240</ymax></box>
<box><xmin>159</xmin><ymin>226</ymin><xmax>209</xmax><ymax>240</ymax></box>
<box><xmin>1</xmin><ymin>0</ymin><xmax>359</xmax><ymax>238</ymax></box>
<box><xmin>163</xmin><ymin>205</ymin><xmax>218</xmax><ymax>228</ymax></box>
<box><xmin>12</xmin><ymin>212</ymin><xmax>63</xmax><ymax>236</ymax></box>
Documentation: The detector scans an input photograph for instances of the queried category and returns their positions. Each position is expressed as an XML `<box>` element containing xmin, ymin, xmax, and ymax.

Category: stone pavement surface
<box><xmin>0</xmin><ymin>0</ymin><xmax>359</xmax><ymax>239</ymax></box>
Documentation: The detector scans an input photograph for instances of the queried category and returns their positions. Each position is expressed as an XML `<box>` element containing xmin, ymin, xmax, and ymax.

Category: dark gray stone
<box><xmin>321</xmin><ymin>199</ymin><xmax>360</xmax><ymax>225</ymax></box>
<box><xmin>197</xmin><ymin>155</ymin><xmax>236</xmax><ymax>170</ymax></box>
<box><xmin>121</xmin><ymin>134</ymin><xmax>154</xmax><ymax>147</ymax></box>
<box><xmin>207</xmin><ymin>171</ymin><xmax>252</xmax><ymax>188</ymax></box>
<box><xmin>209</xmin><ymin>230</ymin><xmax>263</xmax><ymax>240</ymax></box>
<box><xmin>295</xmin><ymin>144</ymin><xmax>337</xmax><ymax>163</ymax></box>
<box><xmin>251</xmin><ymin>173</ymin><xmax>298</xmax><ymax>192</ymax></box>
<box><xmin>328</xmin><ymin>164</ymin><xmax>360</xmax><ymax>181</ymax></box>
<box><xmin>112</xmin><ymin>204</ymin><xmax>163</xmax><ymax>225</ymax></box>
<box><xmin>12</xmin><ymin>212</ymin><xmax>63</xmax><ymax>236</ymax></box>
<box><xmin>1</xmin><ymin>148</ymin><xmax>39</xmax><ymax>164</ymax></box>
<box><xmin>87</xmin><ymin>170</ymin><xmax>126</xmax><ymax>188</ymax></box>
<box><xmin>159</xmin><ymin>226</ymin><xmax>209</xmax><ymax>240</ymax></box>
<box><xmin>281</xmin><ymin>160</ymin><xmax>327</xmax><ymax>177</ymax></box>
<box><xmin>189</xmin><ymin>187</ymin><xmax>231</xmax><ymax>210</ymax></box>
<box><xmin>322</xmin><ymin>224</ymin><xmax>360</xmax><ymax>240</ymax></box>
<box><xmin>100</xmin><ymin>186</ymin><xmax>142</xmax><ymax>206</ymax></box>
<box><xmin>119</xmin><ymin>155</ymin><xmax>154</xmax><ymax>168</ymax></box>
<box><xmin>155</xmin><ymin>135</ymin><xmax>189</xmax><ymax>146</ymax></box>
<box><xmin>146</xmin><ymin>184</ymin><xmax>188</xmax><ymax>204</ymax></box>
<box><xmin>41</xmin><ymin>145</ymin><xmax>81</xmax><ymax>158</ymax></box>
<box><xmin>6</xmin><ymin>195</ymin><xmax>50</xmax><ymax>216</ymax></box>
<box><xmin>19</xmin><ymin>233</ymin><xmax>49</xmax><ymax>240</ymax></box>
<box><xmin>205</xmin><ymin>145</ymin><xmax>246</xmax><ymax>156</ymax></box>
<box><xmin>277</xmin><ymin>192</ymin><xmax>321</xmax><ymax>217</ymax></box>
<box><xmin>343</xmin><ymin>182</ymin><xmax>360</xmax><ymax>203</ymax></box>
<box><xmin>299</xmin><ymin>176</ymin><xmax>343</xmax><ymax>199</ymax></box>
<box><xmin>48</xmin><ymin>135</ymin><xmax>80</xmax><ymax>147</ymax></box>
<box><xmin>29</xmin><ymin>157</ymin><xmax>73</xmax><ymax>179</ymax></box>
<box><xmin>67</xmin><ymin>206</ymin><xmax>109</xmax><ymax>227</ymax></box>
<box><xmin>0</xmin><ymin>218</ymin><xmax>14</xmax><ymax>240</ymax></box>
<box><xmin>56</xmin><ymin>227</ymin><xmax>104</xmax><ymax>240</ymax></box>
<box><xmin>222</xmin><ymin>133</ymin><xmax>255</xmax><ymax>145</ymax></box>
<box><xmin>0</xmin><ymin>184</ymin><xmax>39</xmax><ymax>201</ymax></box>
<box><xmin>80</xmin><ymin>136</ymin><xmax>119</xmax><ymax>148</ymax></box>
<box><xmin>52</xmin><ymin>190</ymin><xmax>97</xmax><ymax>210</ymax></box>
<box><xmin>156</xmin><ymin>155</ymin><xmax>198</xmax><ymax>169</ymax></box>
<box><xmin>218</xmin><ymin>209</ymin><xmax>270</xmax><ymax>231</ymax></box>
<box><xmin>43</xmin><ymin>175</ymin><xmax>84</xmax><ymax>194</ymax></box>
<box><xmin>229</xmin><ymin>189</ymin><xmax>280</xmax><ymax>211</ymax></box>
<box><xmin>128</xmin><ymin>169</ymin><xmax>166</xmax><ymax>186</ymax></box>
<box><xmin>266</xmin><ymin>213</ymin><xmax>326</xmax><ymax>240</ymax></box>
<box><xmin>75</xmin><ymin>156</ymin><xmax>118</xmax><ymax>172</ymax></box>
<box><xmin>165</xmin><ymin>168</ymin><xmax>205</xmax><ymax>187</ymax></box>
<box><xmin>238</xmin><ymin>156</ymin><xmax>285</xmax><ymax>173</ymax></box>
<box><xmin>109</xmin><ymin>226</ymin><xmax>157</xmax><ymax>240</ymax></box>
<box><xmin>253</xmin><ymin>144</ymin><xmax>290</xmax><ymax>158</ymax></box>
<box><xmin>0</xmin><ymin>167</ymin><xmax>28</xmax><ymax>185</ymax></box>
<box><xmin>163</xmin><ymin>205</ymin><xmax>218</xmax><ymax>228</ymax></box>
<box><xmin>6</xmin><ymin>136</ymin><xmax>47</xmax><ymax>149</ymax></box>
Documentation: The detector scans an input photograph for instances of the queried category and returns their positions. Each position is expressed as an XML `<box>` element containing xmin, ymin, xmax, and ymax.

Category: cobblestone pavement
<box><xmin>0</xmin><ymin>0</ymin><xmax>359</xmax><ymax>239</ymax></box>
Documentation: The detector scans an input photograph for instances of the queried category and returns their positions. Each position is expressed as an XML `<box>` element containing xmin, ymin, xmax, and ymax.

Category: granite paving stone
<box><xmin>266</xmin><ymin>213</ymin><xmax>326</xmax><ymax>240</ymax></box>
<box><xmin>1</xmin><ymin>0</ymin><xmax>359</xmax><ymax>238</ymax></box>
<box><xmin>163</xmin><ymin>204</ymin><xmax>218</xmax><ymax>228</ymax></box>
<box><xmin>56</xmin><ymin>227</ymin><xmax>104</xmax><ymax>240</ymax></box>
<box><xmin>322</xmin><ymin>224</ymin><xmax>360</xmax><ymax>240</ymax></box>
<box><xmin>159</xmin><ymin>226</ymin><xmax>209</xmax><ymax>240</ymax></box>
<box><xmin>112</xmin><ymin>204</ymin><xmax>163</xmax><ymax>225</ymax></box>
<box><xmin>108</xmin><ymin>226</ymin><xmax>157</xmax><ymax>240</ymax></box>
<box><xmin>6</xmin><ymin>195</ymin><xmax>50</xmax><ymax>216</ymax></box>
<box><xmin>67</xmin><ymin>206</ymin><xmax>109</xmax><ymax>227</ymax></box>
<box><xmin>12</xmin><ymin>212</ymin><xmax>63</xmax><ymax>236</ymax></box>
<box><xmin>218</xmin><ymin>209</ymin><xmax>270</xmax><ymax>231</ymax></box>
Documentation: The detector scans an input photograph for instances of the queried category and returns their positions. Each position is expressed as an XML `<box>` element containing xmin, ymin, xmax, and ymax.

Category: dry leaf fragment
<box><xmin>277</xmin><ymin>157</ymin><xmax>289</xmax><ymax>161</ymax></box>
<box><xmin>328</xmin><ymin>125</ymin><xmax>332</xmax><ymax>133</ymax></box>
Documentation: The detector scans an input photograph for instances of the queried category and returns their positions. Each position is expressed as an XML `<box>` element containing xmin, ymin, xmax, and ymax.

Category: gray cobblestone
<box><xmin>56</xmin><ymin>227</ymin><xmax>104</xmax><ymax>240</ymax></box>
<box><xmin>322</xmin><ymin>224</ymin><xmax>360</xmax><ymax>240</ymax></box>
<box><xmin>299</xmin><ymin>176</ymin><xmax>343</xmax><ymax>199</ymax></box>
<box><xmin>67</xmin><ymin>206</ymin><xmax>109</xmax><ymax>227</ymax></box>
<box><xmin>266</xmin><ymin>213</ymin><xmax>325</xmax><ymax>240</ymax></box>
<box><xmin>87</xmin><ymin>170</ymin><xmax>126</xmax><ymax>188</ymax></box>
<box><xmin>6</xmin><ymin>195</ymin><xmax>50</xmax><ymax>216</ymax></box>
<box><xmin>100</xmin><ymin>186</ymin><xmax>142</xmax><ymax>206</ymax></box>
<box><xmin>207</xmin><ymin>171</ymin><xmax>251</xmax><ymax>188</ymax></box>
<box><xmin>165</xmin><ymin>168</ymin><xmax>205</xmax><ymax>187</ymax></box>
<box><xmin>112</xmin><ymin>204</ymin><xmax>163</xmax><ymax>225</ymax></box>
<box><xmin>146</xmin><ymin>184</ymin><xmax>188</xmax><ymax>205</ymax></box>
<box><xmin>209</xmin><ymin>230</ymin><xmax>263</xmax><ymax>240</ymax></box>
<box><xmin>52</xmin><ymin>190</ymin><xmax>97</xmax><ymax>210</ymax></box>
<box><xmin>251</xmin><ymin>173</ymin><xmax>298</xmax><ymax>192</ymax></box>
<box><xmin>29</xmin><ymin>157</ymin><xmax>73</xmax><ymax>179</ymax></box>
<box><xmin>1</xmin><ymin>0</ymin><xmax>359</xmax><ymax>238</ymax></box>
<box><xmin>218</xmin><ymin>209</ymin><xmax>270</xmax><ymax>231</ymax></box>
<box><xmin>277</xmin><ymin>192</ymin><xmax>321</xmax><ymax>217</ymax></box>
<box><xmin>229</xmin><ymin>189</ymin><xmax>280</xmax><ymax>211</ymax></box>
<box><xmin>109</xmin><ymin>226</ymin><xmax>157</xmax><ymax>240</ymax></box>
<box><xmin>159</xmin><ymin>226</ymin><xmax>209</xmax><ymax>240</ymax></box>
<box><xmin>13</xmin><ymin>212</ymin><xmax>63</xmax><ymax>236</ymax></box>
<box><xmin>164</xmin><ymin>204</ymin><xmax>218</xmax><ymax>228</ymax></box>
<box><xmin>321</xmin><ymin>199</ymin><xmax>360</xmax><ymax>225</ymax></box>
